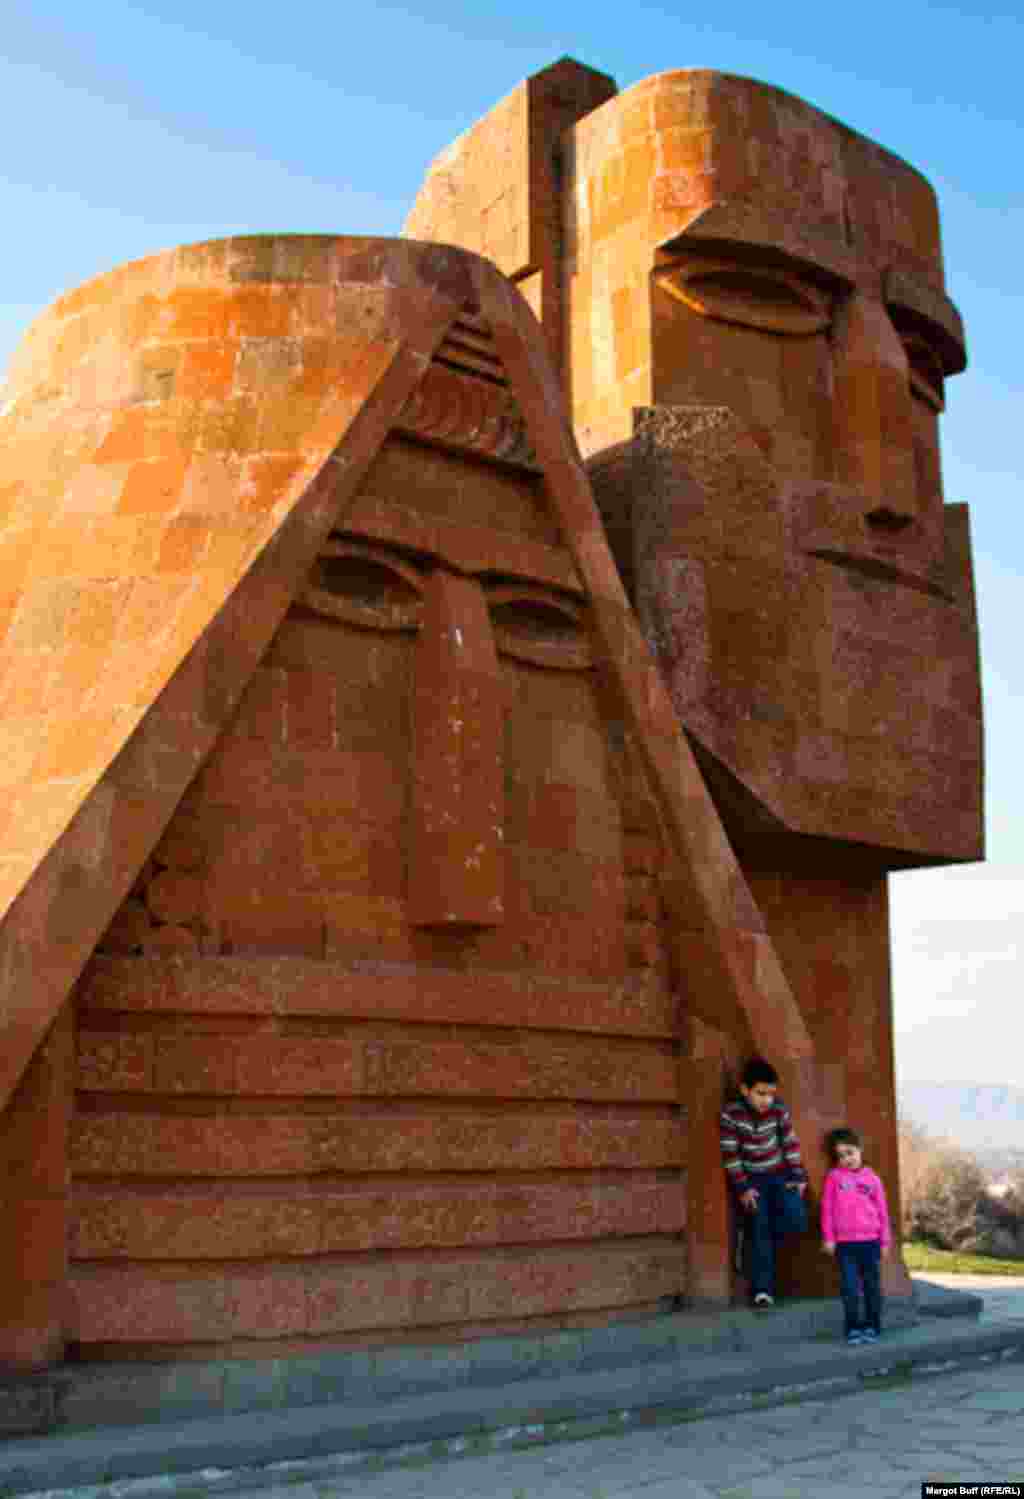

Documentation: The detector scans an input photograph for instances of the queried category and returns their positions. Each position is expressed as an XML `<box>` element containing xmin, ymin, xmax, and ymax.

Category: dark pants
<box><xmin>836</xmin><ymin>1239</ymin><xmax>882</xmax><ymax>1335</ymax></box>
<box><xmin>744</xmin><ymin>1175</ymin><xmax>808</xmax><ymax>1297</ymax></box>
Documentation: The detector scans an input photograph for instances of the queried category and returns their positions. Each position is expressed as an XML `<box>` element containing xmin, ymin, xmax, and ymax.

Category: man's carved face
<box><xmin>646</xmin><ymin>76</ymin><xmax>966</xmax><ymax>553</ymax></box>
<box><xmin>575</xmin><ymin>74</ymin><xmax>981</xmax><ymax>857</ymax></box>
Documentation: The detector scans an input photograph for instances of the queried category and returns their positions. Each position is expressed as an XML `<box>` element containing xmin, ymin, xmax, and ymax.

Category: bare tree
<box><xmin>898</xmin><ymin>1118</ymin><xmax>988</xmax><ymax>1251</ymax></box>
<box><xmin>897</xmin><ymin>1117</ymin><xmax>936</xmax><ymax>1234</ymax></box>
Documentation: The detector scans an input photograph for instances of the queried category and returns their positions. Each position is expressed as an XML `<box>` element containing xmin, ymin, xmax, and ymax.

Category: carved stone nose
<box><xmin>408</xmin><ymin>567</ymin><xmax>505</xmax><ymax>929</ymax></box>
<box><xmin>831</xmin><ymin>291</ymin><xmax>918</xmax><ymax>528</ymax></box>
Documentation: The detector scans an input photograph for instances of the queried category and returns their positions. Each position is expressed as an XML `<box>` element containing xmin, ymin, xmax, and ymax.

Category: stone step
<box><xmin>0</xmin><ymin>1282</ymin><xmax>1005</xmax><ymax>1495</ymax></box>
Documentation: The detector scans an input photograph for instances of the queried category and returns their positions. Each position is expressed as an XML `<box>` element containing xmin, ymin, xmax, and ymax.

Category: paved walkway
<box><xmin>19</xmin><ymin>1277</ymin><xmax>1024</xmax><ymax>1499</ymax></box>
<box><xmin>913</xmin><ymin>1271</ymin><xmax>1024</xmax><ymax>1322</ymax></box>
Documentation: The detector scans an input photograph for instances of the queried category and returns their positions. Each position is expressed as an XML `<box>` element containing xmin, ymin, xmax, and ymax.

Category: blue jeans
<box><xmin>836</xmin><ymin>1240</ymin><xmax>882</xmax><ymax>1335</ymax></box>
<box><xmin>743</xmin><ymin>1175</ymin><xmax>808</xmax><ymax>1297</ymax></box>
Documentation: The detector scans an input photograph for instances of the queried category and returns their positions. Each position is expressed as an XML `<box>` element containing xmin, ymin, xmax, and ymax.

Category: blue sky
<box><xmin>3</xmin><ymin>0</ymin><xmax>1022</xmax><ymax>1089</ymax></box>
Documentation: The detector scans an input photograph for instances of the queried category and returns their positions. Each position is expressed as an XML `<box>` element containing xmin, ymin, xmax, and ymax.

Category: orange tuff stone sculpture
<box><xmin>0</xmin><ymin>232</ymin><xmax>814</xmax><ymax>1365</ymax></box>
<box><xmin>410</xmin><ymin>61</ymin><xmax>983</xmax><ymax>1301</ymax></box>
<box><xmin>0</xmin><ymin>56</ymin><xmax>982</xmax><ymax>1377</ymax></box>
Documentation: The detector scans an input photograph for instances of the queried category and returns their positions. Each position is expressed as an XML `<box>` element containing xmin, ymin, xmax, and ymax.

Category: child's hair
<box><xmin>826</xmin><ymin>1126</ymin><xmax>862</xmax><ymax>1160</ymax></box>
<box><xmin>741</xmin><ymin>1057</ymin><xmax>778</xmax><ymax>1088</ymax></box>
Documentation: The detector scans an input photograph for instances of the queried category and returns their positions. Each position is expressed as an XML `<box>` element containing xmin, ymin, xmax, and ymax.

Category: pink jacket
<box><xmin>820</xmin><ymin>1166</ymin><xmax>892</xmax><ymax>1248</ymax></box>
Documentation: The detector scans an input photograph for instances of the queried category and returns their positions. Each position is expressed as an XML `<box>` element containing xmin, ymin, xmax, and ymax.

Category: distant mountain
<box><xmin>899</xmin><ymin>1081</ymin><xmax>1024</xmax><ymax>1168</ymax></box>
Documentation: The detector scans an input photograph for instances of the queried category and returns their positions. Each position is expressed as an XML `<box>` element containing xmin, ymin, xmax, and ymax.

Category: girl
<box><xmin>821</xmin><ymin>1127</ymin><xmax>893</xmax><ymax>1345</ymax></box>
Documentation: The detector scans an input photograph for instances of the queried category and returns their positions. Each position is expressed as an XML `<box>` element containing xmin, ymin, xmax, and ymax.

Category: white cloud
<box><xmin>891</xmin><ymin>864</ymin><xmax>1024</xmax><ymax>1086</ymax></box>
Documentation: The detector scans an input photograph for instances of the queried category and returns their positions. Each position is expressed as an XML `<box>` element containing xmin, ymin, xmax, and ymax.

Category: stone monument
<box><xmin>0</xmin><ymin>57</ymin><xmax>981</xmax><ymax>1394</ymax></box>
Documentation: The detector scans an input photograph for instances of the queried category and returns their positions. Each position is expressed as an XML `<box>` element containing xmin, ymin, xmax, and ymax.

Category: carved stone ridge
<box><xmin>396</xmin><ymin>363</ymin><xmax>538</xmax><ymax>469</ymax></box>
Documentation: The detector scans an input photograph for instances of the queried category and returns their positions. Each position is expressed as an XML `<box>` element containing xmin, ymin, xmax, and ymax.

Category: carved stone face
<box><xmin>263</xmin><ymin>428</ymin><xmax>675</xmax><ymax>982</ymax></box>
<box><xmin>302</xmin><ymin>435</ymin><xmax>604</xmax><ymax>946</ymax></box>
<box><xmin>189</xmin><ymin>421</ymin><xmax>678</xmax><ymax>985</ymax></box>
<box><xmin>304</xmin><ymin>535</ymin><xmax>592</xmax><ymax>934</ymax></box>
<box><xmin>572</xmin><ymin>73</ymin><xmax>981</xmax><ymax>859</ymax></box>
<box><xmin>645</xmin><ymin>76</ymin><xmax>966</xmax><ymax>551</ymax></box>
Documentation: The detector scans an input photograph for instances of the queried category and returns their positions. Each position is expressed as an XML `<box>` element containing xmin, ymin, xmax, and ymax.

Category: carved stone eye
<box><xmin>487</xmin><ymin>586</ymin><xmax>591</xmax><ymax>669</ymax></box>
<box><xmin>655</xmin><ymin>259</ymin><xmax>832</xmax><ymax>336</ymax></box>
<box><xmin>299</xmin><ymin>544</ymin><xmax>423</xmax><ymax>631</ymax></box>
<box><xmin>897</xmin><ymin>329</ymin><xmax>946</xmax><ymax>412</ymax></box>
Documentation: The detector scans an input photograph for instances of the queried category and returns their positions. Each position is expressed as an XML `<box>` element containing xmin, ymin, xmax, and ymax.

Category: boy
<box><xmin>720</xmin><ymin>1057</ymin><xmax>808</xmax><ymax>1307</ymax></box>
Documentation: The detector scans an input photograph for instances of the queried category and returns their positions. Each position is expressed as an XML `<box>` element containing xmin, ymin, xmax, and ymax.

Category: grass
<box><xmin>902</xmin><ymin>1240</ymin><xmax>1024</xmax><ymax>1275</ymax></box>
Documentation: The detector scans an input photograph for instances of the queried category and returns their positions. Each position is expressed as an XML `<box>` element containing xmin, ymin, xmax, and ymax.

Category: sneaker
<box><xmin>862</xmin><ymin>1328</ymin><xmax>879</xmax><ymax>1342</ymax></box>
<box><xmin>753</xmin><ymin>1293</ymin><xmax>775</xmax><ymax>1309</ymax></box>
<box><xmin>846</xmin><ymin>1330</ymin><xmax>864</xmax><ymax>1345</ymax></box>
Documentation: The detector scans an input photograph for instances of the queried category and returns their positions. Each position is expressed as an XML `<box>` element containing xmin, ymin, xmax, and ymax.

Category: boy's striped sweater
<box><xmin>719</xmin><ymin>1097</ymin><xmax>807</xmax><ymax>1197</ymax></box>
